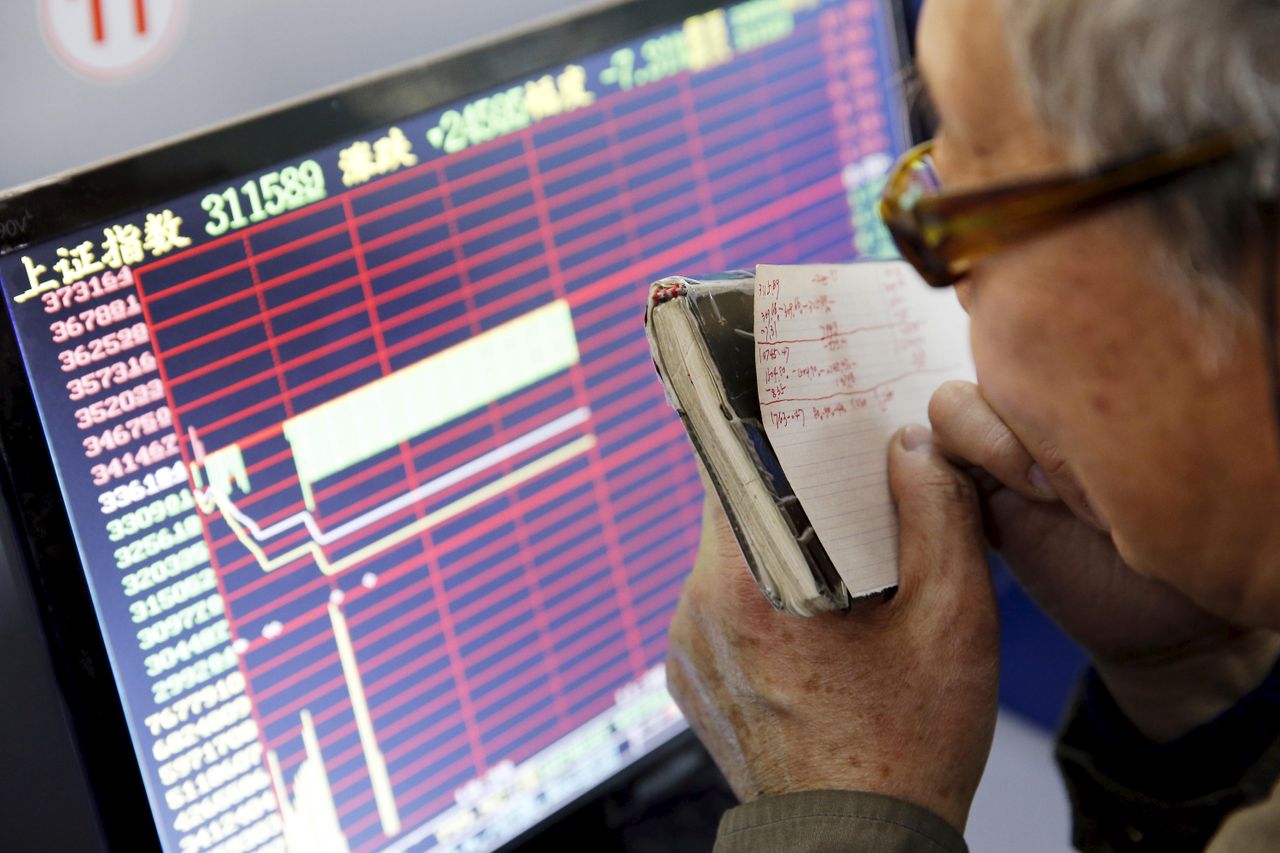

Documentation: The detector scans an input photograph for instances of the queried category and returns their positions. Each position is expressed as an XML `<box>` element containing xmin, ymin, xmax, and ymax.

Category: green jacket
<box><xmin>713</xmin><ymin>784</ymin><xmax>1280</xmax><ymax>852</ymax></box>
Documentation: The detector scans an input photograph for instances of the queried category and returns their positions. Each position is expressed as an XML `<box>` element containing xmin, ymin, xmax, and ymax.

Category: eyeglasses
<box><xmin>878</xmin><ymin>131</ymin><xmax>1255</xmax><ymax>288</ymax></box>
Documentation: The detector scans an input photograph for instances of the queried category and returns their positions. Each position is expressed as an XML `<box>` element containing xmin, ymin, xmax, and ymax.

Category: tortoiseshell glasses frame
<box><xmin>878</xmin><ymin>131</ymin><xmax>1254</xmax><ymax>288</ymax></box>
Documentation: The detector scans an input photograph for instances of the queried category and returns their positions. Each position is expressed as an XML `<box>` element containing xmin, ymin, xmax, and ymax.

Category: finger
<box><xmin>928</xmin><ymin>382</ymin><xmax>1107</xmax><ymax>532</ymax></box>
<box><xmin>1026</xmin><ymin>438</ymin><xmax>1110</xmax><ymax>533</ymax></box>
<box><xmin>984</xmin><ymin>488</ymin><xmax>1205</xmax><ymax>654</ymax></box>
<box><xmin>928</xmin><ymin>380</ymin><xmax>1056</xmax><ymax>502</ymax></box>
<box><xmin>888</xmin><ymin>424</ymin><xmax>988</xmax><ymax>603</ymax></box>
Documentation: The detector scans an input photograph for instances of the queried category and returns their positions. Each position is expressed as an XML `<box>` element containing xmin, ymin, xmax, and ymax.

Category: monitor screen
<box><xmin>0</xmin><ymin>1</ymin><xmax>909</xmax><ymax>850</ymax></box>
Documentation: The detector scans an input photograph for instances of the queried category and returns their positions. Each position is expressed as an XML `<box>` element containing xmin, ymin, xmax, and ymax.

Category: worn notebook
<box><xmin>645</xmin><ymin>262</ymin><xmax>973</xmax><ymax>616</ymax></box>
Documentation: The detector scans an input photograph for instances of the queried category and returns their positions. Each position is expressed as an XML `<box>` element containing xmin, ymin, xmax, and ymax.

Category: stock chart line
<box><xmin>267</xmin><ymin>709</ymin><xmax>349</xmax><ymax>853</ymax></box>
<box><xmin>199</xmin><ymin>434</ymin><xmax>597</xmax><ymax>576</ymax></box>
<box><xmin>195</xmin><ymin>408</ymin><xmax>591</xmax><ymax>548</ymax></box>
<box><xmin>185</xmin><ymin>294</ymin><xmax>589</xmax><ymax>577</ymax></box>
<box><xmin>328</xmin><ymin>601</ymin><xmax>401</xmax><ymax>837</ymax></box>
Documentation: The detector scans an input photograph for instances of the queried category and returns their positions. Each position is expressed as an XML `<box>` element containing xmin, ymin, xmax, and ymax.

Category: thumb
<box><xmin>888</xmin><ymin>424</ymin><xmax>987</xmax><ymax>601</ymax></box>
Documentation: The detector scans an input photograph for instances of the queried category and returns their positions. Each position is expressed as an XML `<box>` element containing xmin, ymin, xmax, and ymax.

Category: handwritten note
<box><xmin>755</xmin><ymin>262</ymin><xmax>974</xmax><ymax>596</ymax></box>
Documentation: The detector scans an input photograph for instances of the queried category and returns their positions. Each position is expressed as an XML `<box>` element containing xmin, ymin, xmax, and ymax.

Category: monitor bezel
<box><xmin>0</xmin><ymin>0</ymin><xmax>916</xmax><ymax>849</ymax></box>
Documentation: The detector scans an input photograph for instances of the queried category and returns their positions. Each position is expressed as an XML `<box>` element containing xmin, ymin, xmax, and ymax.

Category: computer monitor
<box><xmin>0</xmin><ymin>1</ymin><xmax>912</xmax><ymax>850</ymax></box>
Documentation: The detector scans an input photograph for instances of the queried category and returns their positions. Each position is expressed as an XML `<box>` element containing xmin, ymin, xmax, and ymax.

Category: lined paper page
<box><xmin>755</xmin><ymin>262</ymin><xmax>974</xmax><ymax>596</ymax></box>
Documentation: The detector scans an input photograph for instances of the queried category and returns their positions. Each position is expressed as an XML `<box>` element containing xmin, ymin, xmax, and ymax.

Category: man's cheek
<box><xmin>969</xmin><ymin>307</ymin><xmax>1063</xmax><ymax>427</ymax></box>
<box><xmin>970</xmin><ymin>350</ymin><xmax>1059</xmax><ymax>449</ymax></box>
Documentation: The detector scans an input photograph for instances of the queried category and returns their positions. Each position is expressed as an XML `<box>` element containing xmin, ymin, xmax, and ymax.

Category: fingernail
<box><xmin>1027</xmin><ymin>464</ymin><xmax>1058</xmax><ymax>500</ymax></box>
<box><xmin>900</xmin><ymin>424</ymin><xmax>933</xmax><ymax>452</ymax></box>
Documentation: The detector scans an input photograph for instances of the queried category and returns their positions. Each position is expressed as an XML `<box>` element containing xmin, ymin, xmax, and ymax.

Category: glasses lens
<box><xmin>895</xmin><ymin>148</ymin><xmax>941</xmax><ymax>209</ymax></box>
<box><xmin>882</xmin><ymin>144</ymin><xmax>956</xmax><ymax>287</ymax></box>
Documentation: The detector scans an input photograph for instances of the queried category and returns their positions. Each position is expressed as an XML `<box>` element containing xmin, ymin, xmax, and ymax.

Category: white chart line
<box><xmin>329</xmin><ymin>602</ymin><xmax>401</xmax><ymax>837</ymax></box>
<box><xmin>200</xmin><ymin>407</ymin><xmax>591</xmax><ymax>546</ymax></box>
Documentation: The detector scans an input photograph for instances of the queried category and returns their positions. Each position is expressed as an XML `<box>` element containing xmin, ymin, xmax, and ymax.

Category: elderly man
<box><xmin>665</xmin><ymin>0</ymin><xmax>1280</xmax><ymax>850</ymax></box>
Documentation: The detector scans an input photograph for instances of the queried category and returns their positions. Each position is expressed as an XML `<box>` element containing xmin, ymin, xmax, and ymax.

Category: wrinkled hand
<box><xmin>666</xmin><ymin>428</ymin><xmax>999</xmax><ymax>832</ymax></box>
<box><xmin>929</xmin><ymin>380</ymin><xmax>1280</xmax><ymax>741</ymax></box>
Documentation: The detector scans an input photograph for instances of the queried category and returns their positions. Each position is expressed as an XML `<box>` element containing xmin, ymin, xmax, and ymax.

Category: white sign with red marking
<box><xmin>40</xmin><ymin>0</ymin><xmax>186</xmax><ymax>81</ymax></box>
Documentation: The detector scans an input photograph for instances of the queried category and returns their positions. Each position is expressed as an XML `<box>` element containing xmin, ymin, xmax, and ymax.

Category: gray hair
<box><xmin>1001</xmin><ymin>0</ymin><xmax>1280</xmax><ymax>304</ymax></box>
